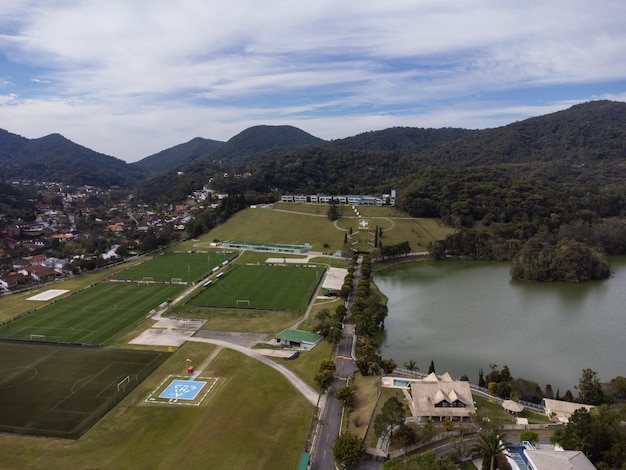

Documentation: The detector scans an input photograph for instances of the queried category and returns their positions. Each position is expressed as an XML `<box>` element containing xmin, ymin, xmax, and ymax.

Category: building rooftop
<box><xmin>275</xmin><ymin>329</ymin><xmax>321</xmax><ymax>344</ymax></box>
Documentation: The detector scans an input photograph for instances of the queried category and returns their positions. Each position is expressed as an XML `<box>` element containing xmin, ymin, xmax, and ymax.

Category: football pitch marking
<box><xmin>82</xmin><ymin>304</ymin><xmax>119</xmax><ymax>313</ymax></box>
<box><xmin>0</xmin><ymin>367</ymin><xmax>38</xmax><ymax>389</ymax></box>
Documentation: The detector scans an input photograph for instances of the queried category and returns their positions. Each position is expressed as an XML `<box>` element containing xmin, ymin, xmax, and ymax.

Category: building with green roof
<box><xmin>274</xmin><ymin>329</ymin><xmax>322</xmax><ymax>350</ymax></box>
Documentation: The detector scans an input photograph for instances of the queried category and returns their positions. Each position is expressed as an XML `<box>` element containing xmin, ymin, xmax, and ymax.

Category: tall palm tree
<box><xmin>472</xmin><ymin>429</ymin><xmax>511</xmax><ymax>470</ymax></box>
<box><xmin>403</xmin><ymin>359</ymin><xmax>418</xmax><ymax>373</ymax></box>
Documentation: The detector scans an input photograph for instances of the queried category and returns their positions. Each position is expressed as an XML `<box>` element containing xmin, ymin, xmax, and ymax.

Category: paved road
<box><xmin>311</xmin><ymin>256</ymin><xmax>361</xmax><ymax>470</ymax></box>
<box><xmin>187</xmin><ymin>335</ymin><xmax>320</xmax><ymax>405</ymax></box>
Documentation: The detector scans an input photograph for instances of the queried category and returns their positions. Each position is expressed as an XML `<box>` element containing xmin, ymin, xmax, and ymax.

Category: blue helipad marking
<box><xmin>159</xmin><ymin>379</ymin><xmax>207</xmax><ymax>400</ymax></box>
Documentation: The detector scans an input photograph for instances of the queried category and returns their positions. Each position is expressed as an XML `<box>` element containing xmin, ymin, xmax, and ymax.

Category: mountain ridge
<box><xmin>2</xmin><ymin>100</ymin><xmax>626</xmax><ymax>193</ymax></box>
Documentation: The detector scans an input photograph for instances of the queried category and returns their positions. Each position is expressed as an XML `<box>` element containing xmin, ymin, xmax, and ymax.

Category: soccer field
<box><xmin>110</xmin><ymin>252</ymin><xmax>237</xmax><ymax>283</ymax></box>
<box><xmin>0</xmin><ymin>283</ymin><xmax>184</xmax><ymax>345</ymax></box>
<box><xmin>188</xmin><ymin>265</ymin><xmax>324</xmax><ymax>313</ymax></box>
<box><xmin>0</xmin><ymin>342</ymin><xmax>168</xmax><ymax>438</ymax></box>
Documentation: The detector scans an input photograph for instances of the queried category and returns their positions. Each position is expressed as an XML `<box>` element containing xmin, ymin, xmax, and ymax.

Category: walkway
<box><xmin>188</xmin><ymin>336</ymin><xmax>320</xmax><ymax>405</ymax></box>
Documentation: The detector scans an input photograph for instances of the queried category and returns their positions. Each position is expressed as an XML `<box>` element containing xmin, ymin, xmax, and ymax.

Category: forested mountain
<box><xmin>209</xmin><ymin>125</ymin><xmax>326</xmax><ymax>164</ymax></box>
<box><xmin>422</xmin><ymin>100</ymin><xmax>626</xmax><ymax>166</ymax></box>
<box><xmin>0</xmin><ymin>130</ymin><xmax>141</xmax><ymax>187</ymax></box>
<box><xmin>3</xmin><ymin>100</ymin><xmax>626</xmax><ymax>205</ymax></box>
<box><xmin>130</xmin><ymin>137</ymin><xmax>225</xmax><ymax>176</ymax></box>
<box><xmin>332</xmin><ymin>126</ymin><xmax>476</xmax><ymax>153</ymax></box>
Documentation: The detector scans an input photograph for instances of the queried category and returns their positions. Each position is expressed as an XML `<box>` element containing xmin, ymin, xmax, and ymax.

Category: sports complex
<box><xmin>0</xmin><ymin>248</ymin><xmax>328</xmax><ymax>441</ymax></box>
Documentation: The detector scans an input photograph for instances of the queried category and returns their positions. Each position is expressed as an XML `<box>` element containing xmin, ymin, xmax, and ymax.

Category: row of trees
<box><xmin>185</xmin><ymin>194</ymin><xmax>249</xmax><ymax>238</ymax></box>
<box><xmin>311</xmin><ymin>304</ymin><xmax>346</xmax><ymax>345</ymax></box>
<box><xmin>379</xmin><ymin>241</ymin><xmax>412</xmax><ymax>259</ymax></box>
<box><xmin>479</xmin><ymin>365</ymin><xmax>620</xmax><ymax>407</ymax></box>
<box><xmin>350</xmin><ymin>256</ymin><xmax>388</xmax><ymax>337</ymax></box>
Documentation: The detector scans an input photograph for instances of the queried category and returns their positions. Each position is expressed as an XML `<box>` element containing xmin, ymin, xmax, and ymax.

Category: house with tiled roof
<box><xmin>408</xmin><ymin>372</ymin><xmax>476</xmax><ymax>422</ymax></box>
<box><xmin>0</xmin><ymin>272</ymin><xmax>29</xmax><ymax>290</ymax></box>
<box><xmin>22</xmin><ymin>265</ymin><xmax>60</xmax><ymax>283</ymax></box>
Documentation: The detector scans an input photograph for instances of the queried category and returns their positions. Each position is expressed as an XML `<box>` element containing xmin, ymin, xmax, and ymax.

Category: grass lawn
<box><xmin>233</xmin><ymin>250</ymin><xmax>309</xmax><ymax>265</ymax></box>
<box><xmin>0</xmin><ymin>343</ymin><xmax>314</xmax><ymax>470</ymax></box>
<box><xmin>0</xmin><ymin>259</ymin><xmax>147</xmax><ymax>322</ymax></box>
<box><xmin>188</xmin><ymin>265</ymin><xmax>323</xmax><ymax>313</ymax></box>
<box><xmin>188</xmin><ymin>207</ymin><xmax>452</xmax><ymax>254</ymax></box>
<box><xmin>472</xmin><ymin>394</ymin><xmax>548</xmax><ymax>427</ymax></box>
<box><xmin>274</xmin><ymin>202</ymin><xmax>406</xmax><ymax>218</ymax></box>
<box><xmin>297</xmin><ymin>297</ymin><xmax>346</xmax><ymax>332</ymax></box>
<box><xmin>460</xmin><ymin>462</ymin><xmax>479</xmax><ymax>469</ymax></box>
<box><xmin>345</xmin><ymin>374</ymin><xmax>380</xmax><ymax>438</ymax></box>
<box><xmin>110</xmin><ymin>252</ymin><xmax>235</xmax><ymax>283</ymax></box>
<box><xmin>364</xmin><ymin>386</ymin><xmax>407</xmax><ymax>447</ymax></box>
<box><xmin>172</xmin><ymin>206</ymin><xmax>452</xmax><ymax>255</ymax></box>
<box><xmin>277</xmin><ymin>340</ymin><xmax>333</xmax><ymax>390</ymax></box>
<box><xmin>176</xmin><ymin>306</ymin><xmax>299</xmax><ymax>334</ymax></box>
<box><xmin>198</xmin><ymin>207</ymin><xmax>344</xmax><ymax>252</ymax></box>
<box><xmin>0</xmin><ymin>342</ymin><xmax>168</xmax><ymax>438</ymax></box>
<box><xmin>0</xmin><ymin>283</ymin><xmax>184</xmax><ymax>344</ymax></box>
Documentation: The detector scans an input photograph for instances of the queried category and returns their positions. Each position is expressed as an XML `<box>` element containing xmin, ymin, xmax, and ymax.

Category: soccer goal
<box><xmin>236</xmin><ymin>299</ymin><xmax>251</xmax><ymax>307</ymax></box>
<box><xmin>30</xmin><ymin>334</ymin><xmax>46</xmax><ymax>342</ymax></box>
<box><xmin>142</xmin><ymin>276</ymin><xmax>154</xmax><ymax>283</ymax></box>
<box><xmin>171</xmin><ymin>277</ymin><xmax>185</xmax><ymax>284</ymax></box>
<box><xmin>117</xmin><ymin>375</ymin><xmax>131</xmax><ymax>392</ymax></box>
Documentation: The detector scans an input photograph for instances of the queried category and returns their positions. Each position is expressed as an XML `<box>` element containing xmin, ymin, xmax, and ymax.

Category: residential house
<box><xmin>408</xmin><ymin>372</ymin><xmax>476</xmax><ymax>422</ymax></box>
<box><xmin>23</xmin><ymin>265</ymin><xmax>60</xmax><ymax>283</ymax></box>
<box><xmin>542</xmin><ymin>398</ymin><xmax>595</xmax><ymax>424</ymax></box>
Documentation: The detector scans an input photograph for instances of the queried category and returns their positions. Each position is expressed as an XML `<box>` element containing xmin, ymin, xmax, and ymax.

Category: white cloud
<box><xmin>0</xmin><ymin>93</ymin><xmax>18</xmax><ymax>105</ymax></box>
<box><xmin>0</xmin><ymin>0</ymin><xmax>625</xmax><ymax>161</ymax></box>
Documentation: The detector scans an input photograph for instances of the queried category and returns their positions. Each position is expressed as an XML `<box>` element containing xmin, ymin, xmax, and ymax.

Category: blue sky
<box><xmin>1</xmin><ymin>0</ymin><xmax>626</xmax><ymax>163</ymax></box>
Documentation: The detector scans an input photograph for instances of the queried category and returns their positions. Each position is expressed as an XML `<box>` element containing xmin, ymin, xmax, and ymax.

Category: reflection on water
<box><xmin>375</xmin><ymin>258</ymin><xmax>626</xmax><ymax>392</ymax></box>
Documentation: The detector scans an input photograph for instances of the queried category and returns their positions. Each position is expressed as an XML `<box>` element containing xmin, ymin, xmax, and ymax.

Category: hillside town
<box><xmin>0</xmin><ymin>180</ymin><xmax>210</xmax><ymax>293</ymax></box>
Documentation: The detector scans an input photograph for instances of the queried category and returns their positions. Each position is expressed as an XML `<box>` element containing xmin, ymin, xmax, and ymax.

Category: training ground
<box><xmin>187</xmin><ymin>264</ymin><xmax>324</xmax><ymax>313</ymax></box>
<box><xmin>0</xmin><ymin>283</ymin><xmax>185</xmax><ymax>345</ymax></box>
<box><xmin>0</xmin><ymin>341</ymin><xmax>169</xmax><ymax>439</ymax></box>
<box><xmin>109</xmin><ymin>251</ymin><xmax>236</xmax><ymax>283</ymax></box>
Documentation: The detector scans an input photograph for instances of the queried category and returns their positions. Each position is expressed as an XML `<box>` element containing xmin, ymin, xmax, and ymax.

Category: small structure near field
<box><xmin>502</xmin><ymin>399</ymin><xmax>525</xmax><ymax>415</ymax></box>
<box><xmin>274</xmin><ymin>329</ymin><xmax>322</xmax><ymax>350</ymax></box>
<box><xmin>321</xmin><ymin>267</ymin><xmax>348</xmax><ymax>296</ymax></box>
<box><xmin>222</xmin><ymin>240</ymin><xmax>311</xmax><ymax>254</ymax></box>
<box><xmin>542</xmin><ymin>398</ymin><xmax>595</xmax><ymax>424</ymax></box>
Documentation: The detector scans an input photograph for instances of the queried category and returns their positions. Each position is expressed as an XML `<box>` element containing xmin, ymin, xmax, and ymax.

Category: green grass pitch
<box><xmin>110</xmin><ymin>252</ymin><xmax>237</xmax><ymax>283</ymax></box>
<box><xmin>188</xmin><ymin>265</ymin><xmax>324</xmax><ymax>313</ymax></box>
<box><xmin>0</xmin><ymin>283</ymin><xmax>184</xmax><ymax>345</ymax></box>
<box><xmin>0</xmin><ymin>342</ymin><xmax>169</xmax><ymax>438</ymax></box>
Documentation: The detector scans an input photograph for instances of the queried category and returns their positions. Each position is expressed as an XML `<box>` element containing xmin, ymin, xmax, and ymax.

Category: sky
<box><xmin>1</xmin><ymin>1</ymin><xmax>626</xmax><ymax>163</ymax></box>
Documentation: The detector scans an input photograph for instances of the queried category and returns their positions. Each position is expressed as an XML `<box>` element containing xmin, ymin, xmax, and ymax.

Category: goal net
<box><xmin>236</xmin><ymin>299</ymin><xmax>251</xmax><ymax>307</ymax></box>
<box><xmin>30</xmin><ymin>334</ymin><xmax>46</xmax><ymax>342</ymax></box>
<box><xmin>117</xmin><ymin>375</ymin><xmax>131</xmax><ymax>392</ymax></box>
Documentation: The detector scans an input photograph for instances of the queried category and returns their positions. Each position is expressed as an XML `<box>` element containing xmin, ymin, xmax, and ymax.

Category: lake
<box><xmin>375</xmin><ymin>257</ymin><xmax>626</xmax><ymax>393</ymax></box>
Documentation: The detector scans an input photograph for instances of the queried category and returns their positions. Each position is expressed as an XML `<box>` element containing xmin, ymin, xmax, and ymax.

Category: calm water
<box><xmin>375</xmin><ymin>258</ymin><xmax>626</xmax><ymax>393</ymax></box>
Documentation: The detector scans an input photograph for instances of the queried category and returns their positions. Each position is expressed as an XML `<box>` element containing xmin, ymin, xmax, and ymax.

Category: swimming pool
<box><xmin>393</xmin><ymin>378</ymin><xmax>411</xmax><ymax>387</ymax></box>
<box><xmin>506</xmin><ymin>445</ymin><xmax>530</xmax><ymax>470</ymax></box>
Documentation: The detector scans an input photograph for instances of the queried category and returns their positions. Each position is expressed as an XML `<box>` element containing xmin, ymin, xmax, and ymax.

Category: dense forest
<box><xmin>0</xmin><ymin>183</ymin><xmax>36</xmax><ymax>222</ymax></box>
